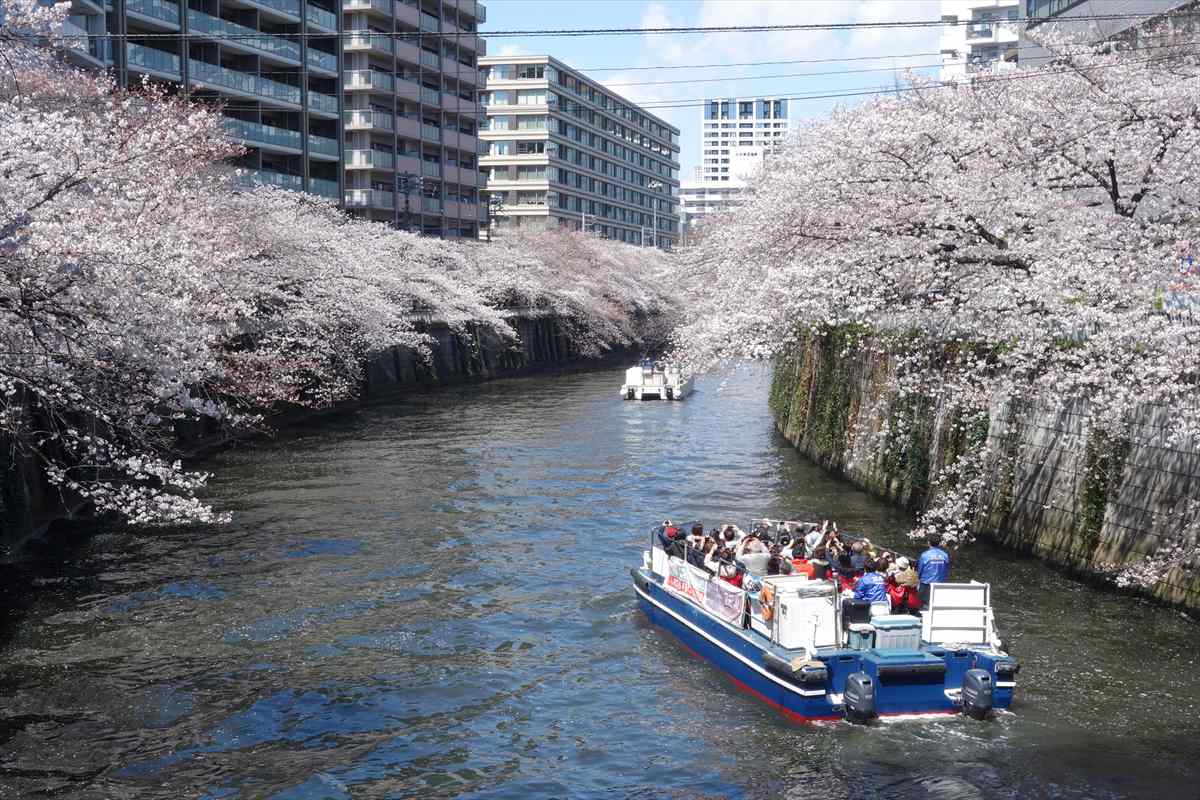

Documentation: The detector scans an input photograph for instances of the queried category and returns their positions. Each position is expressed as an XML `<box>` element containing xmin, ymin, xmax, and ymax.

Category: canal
<box><xmin>0</xmin><ymin>364</ymin><xmax>1197</xmax><ymax>799</ymax></box>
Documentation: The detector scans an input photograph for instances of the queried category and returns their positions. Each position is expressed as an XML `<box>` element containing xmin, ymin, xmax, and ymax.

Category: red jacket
<box><xmin>721</xmin><ymin>571</ymin><xmax>743</xmax><ymax>588</ymax></box>
<box><xmin>886</xmin><ymin>576</ymin><xmax>921</xmax><ymax>610</ymax></box>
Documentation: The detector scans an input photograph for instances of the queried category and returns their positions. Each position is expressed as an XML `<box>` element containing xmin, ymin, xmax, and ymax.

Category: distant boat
<box><xmin>632</xmin><ymin>516</ymin><xmax>1019</xmax><ymax>723</ymax></box>
<box><xmin>621</xmin><ymin>360</ymin><xmax>693</xmax><ymax>401</ymax></box>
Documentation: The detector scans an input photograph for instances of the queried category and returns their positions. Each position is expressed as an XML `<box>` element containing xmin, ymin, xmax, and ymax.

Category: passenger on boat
<box><xmin>886</xmin><ymin>556</ymin><xmax>921</xmax><ymax>613</ymax></box>
<box><xmin>853</xmin><ymin>559</ymin><xmax>889</xmax><ymax>603</ymax></box>
<box><xmin>917</xmin><ymin>533</ymin><xmax>951</xmax><ymax>606</ymax></box>
<box><xmin>766</xmin><ymin>545</ymin><xmax>794</xmax><ymax>576</ymax></box>
<box><xmin>737</xmin><ymin>534</ymin><xmax>766</xmax><ymax>557</ymax></box>
<box><xmin>850</xmin><ymin>541</ymin><xmax>868</xmax><ymax>571</ymax></box>
<box><xmin>717</xmin><ymin>554</ymin><xmax>743</xmax><ymax>588</ymax></box>
<box><xmin>835</xmin><ymin>554</ymin><xmax>858</xmax><ymax>593</ymax></box>
<box><xmin>808</xmin><ymin>546</ymin><xmax>830</xmax><ymax>580</ymax></box>
<box><xmin>804</xmin><ymin>524</ymin><xmax>824</xmax><ymax>553</ymax></box>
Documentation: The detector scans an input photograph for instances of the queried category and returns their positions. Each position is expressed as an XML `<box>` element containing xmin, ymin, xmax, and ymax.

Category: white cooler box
<box><xmin>870</xmin><ymin>614</ymin><xmax>922</xmax><ymax>650</ymax></box>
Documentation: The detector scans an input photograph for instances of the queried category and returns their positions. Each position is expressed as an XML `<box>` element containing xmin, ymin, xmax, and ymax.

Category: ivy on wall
<box><xmin>1078</xmin><ymin>427</ymin><xmax>1133</xmax><ymax>553</ymax></box>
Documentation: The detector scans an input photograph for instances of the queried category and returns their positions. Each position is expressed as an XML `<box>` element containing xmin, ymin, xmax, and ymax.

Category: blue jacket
<box><xmin>853</xmin><ymin>571</ymin><xmax>888</xmax><ymax>603</ymax></box>
<box><xmin>917</xmin><ymin>546</ymin><xmax>950</xmax><ymax>586</ymax></box>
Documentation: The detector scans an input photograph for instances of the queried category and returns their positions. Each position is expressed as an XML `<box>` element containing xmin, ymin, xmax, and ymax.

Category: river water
<box><xmin>1</xmin><ymin>364</ymin><xmax>1197</xmax><ymax>799</ymax></box>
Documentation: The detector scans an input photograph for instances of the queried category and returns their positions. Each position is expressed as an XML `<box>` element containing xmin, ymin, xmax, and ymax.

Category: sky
<box><xmin>478</xmin><ymin>0</ymin><xmax>945</xmax><ymax>178</ymax></box>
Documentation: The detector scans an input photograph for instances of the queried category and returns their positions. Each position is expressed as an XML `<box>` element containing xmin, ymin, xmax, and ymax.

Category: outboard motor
<box><xmin>962</xmin><ymin>668</ymin><xmax>994</xmax><ymax>720</ymax></box>
<box><xmin>843</xmin><ymin>672</ymin><xmax>877</xmax><ymax>724</ymax></box>
<box><xmin>626</xmin><ymin>387</ymin><xmax>636</xmax><ymax>400</ymax></box>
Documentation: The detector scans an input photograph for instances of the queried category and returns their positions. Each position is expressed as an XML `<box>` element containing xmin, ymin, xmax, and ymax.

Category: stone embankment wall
<box><xmin>0</xmin><ymin>314</ymin><xmax>618</xmax><ymax>552</ymax></box>
<box><xmin>769</xmin><ymin>329</ymin><xmax>1200</xmax><ymax>611</ymax></box>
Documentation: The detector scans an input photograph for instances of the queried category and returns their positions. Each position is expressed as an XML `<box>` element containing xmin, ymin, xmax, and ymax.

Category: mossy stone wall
<box><xmin>771</xmin><ymin>330</ymin><xmax>1200</xmax><ymax>611</ymax></box>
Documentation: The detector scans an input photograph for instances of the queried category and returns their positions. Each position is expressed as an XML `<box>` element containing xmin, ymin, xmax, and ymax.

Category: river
<box><xmin>0</xmin><ymin>364</ymin><xmax>1197</xmax><ymax>799</ymax></box>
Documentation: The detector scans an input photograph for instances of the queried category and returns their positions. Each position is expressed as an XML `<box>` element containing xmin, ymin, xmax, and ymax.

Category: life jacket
<box><xmin>838</xmin><ymin>573</ymin><xmax>856</xmax><ymax>593</ymax></box>
<box><xmin>791</xmin><ymin>558</ymin><xmax>815</xmax><ymax>578</ymax></box>
<box><xmin>721</xmin><ymin>571</ymin><xmax>743</xmax><ymax>588</ymax></box>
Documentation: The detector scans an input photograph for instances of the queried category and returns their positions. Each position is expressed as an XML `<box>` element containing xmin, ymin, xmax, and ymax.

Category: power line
<box><xmin>49</xmin><ymin>9</ymin><xmax>1200</xmax><ymax>41</ymax></box>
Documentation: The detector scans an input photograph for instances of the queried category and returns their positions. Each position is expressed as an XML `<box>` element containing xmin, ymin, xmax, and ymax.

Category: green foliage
<box><xmin>1078</xmin><ymin>428</ymin><xmax>1132</xmax><ymax>551</ymax></box>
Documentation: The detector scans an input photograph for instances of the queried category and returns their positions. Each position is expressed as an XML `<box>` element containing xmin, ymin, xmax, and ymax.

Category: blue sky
<box><xmin>479</xmin><ymin>0</ymin><xmax>944</xmax><ymax>177</ymax></box>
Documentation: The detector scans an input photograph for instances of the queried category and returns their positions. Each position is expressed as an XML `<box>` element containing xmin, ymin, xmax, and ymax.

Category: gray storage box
<box><xmin>871</xmin><ymin>614</ymin><xmax>922</xmax><ymax>650</ymax></box>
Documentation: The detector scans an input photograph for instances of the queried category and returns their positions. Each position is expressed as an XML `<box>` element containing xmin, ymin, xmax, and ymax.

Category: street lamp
<box><xmin>647</xmin><ymin>179</ymin><xmax>663</xmax><ymax>249</ymax></box>
<box><xmin>486</xmin><ymin>192</ymin><xmax>505</xmax><ymax>242</ymax></box>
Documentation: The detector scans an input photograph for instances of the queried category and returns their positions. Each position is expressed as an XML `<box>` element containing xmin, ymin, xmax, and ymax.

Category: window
<box><xmin>516</xmin><ymin>140</ymin><xmax>546</xmax><ymax>154</ymax></box>
<box><xmin>517</xmin><ymin>64</ymin><xmax>546</xmax><ymax>79</ymax></box>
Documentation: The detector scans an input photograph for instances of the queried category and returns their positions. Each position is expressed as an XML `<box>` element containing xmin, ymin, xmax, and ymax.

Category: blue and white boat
<box><xmin>631</xmin><ymin>518</ymin><xmax>1019</xmax><ymax>723</ymax></box>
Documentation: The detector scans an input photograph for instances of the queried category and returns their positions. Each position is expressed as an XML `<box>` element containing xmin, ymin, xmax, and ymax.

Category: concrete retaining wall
<box><xmin>769</xmin><ymin>329</ymin><xmax>1200</xmax><ymax>611</ymax></box>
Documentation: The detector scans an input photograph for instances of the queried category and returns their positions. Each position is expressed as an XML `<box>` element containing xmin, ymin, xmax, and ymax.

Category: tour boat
<box><xmin>621</xmin><ymin>360</ymin><xmax>693</xmax><ymax>400</ymax></box>
<box><xmin>631</xmin><ymin>518</ymin><xmax>1019</xmax><ymax>723</ymax></box>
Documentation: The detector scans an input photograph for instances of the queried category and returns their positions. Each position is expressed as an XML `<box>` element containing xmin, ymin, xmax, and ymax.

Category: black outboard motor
<box><xmin>626</xmin><ymin>387</ymin><xmax>636</xmax><ymax>400</ymax></box>
<box><xmin>962</xmin><ymin>668</ymin><xmax>994</xmax><ymax>720</ymax></box>
<box><xmin>843</xmin><ymin>672</ymin><xmax>877</xmax><ymax>724</ymax></box>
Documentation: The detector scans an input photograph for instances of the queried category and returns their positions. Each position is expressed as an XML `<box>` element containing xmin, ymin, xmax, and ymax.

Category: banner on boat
<box><xmin>665</xmin><ymin>557</ymin><xmax>707</xmax><ymax>604</ymax></box>
<box><xmin>704</xmin><ymin>575</ymin><xmax>744</xmax><ymax>624</ymax></box>
<box><xmin>665</xmin><ymin>556</ymin><xmax>744</xmax><ymax>624</ymax></box>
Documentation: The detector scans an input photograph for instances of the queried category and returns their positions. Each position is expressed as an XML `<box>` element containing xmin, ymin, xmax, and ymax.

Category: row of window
<box><xmin>365</xmin><ymin>103</ymin><xmax>477</xmax><ymax>136</ymax></box>
<box><xmin>552</xmin><ymin>168</ymin><xmax>672</xmax><ymax>212</ymax></box>
<box><xmin>365</xmin><ymin>141</ymin><xmax>477</xmax><ymax>170</ymax></box>
<box><xmin>555</xmin><ymin>121</ymin><xmax>678</xmax><ymax>181</ymax></box>
<box><xmin>704</xmin><ymin>99</ymin><xmax>789</xmax><ymax>121</ymax></box>
<box><xmin>703</xmin><ymin>122</ymin><xmax>789</xmax><ymax>129</ymax></box>
<box><xmin>483</xmin><ymin>62</ymin><xmax>679</xmax><ymax>146</ymax></box>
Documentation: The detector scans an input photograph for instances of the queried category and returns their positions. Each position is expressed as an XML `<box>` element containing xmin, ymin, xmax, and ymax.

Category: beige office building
<box><xmin>478</xmin><ymin>55</ymin><xmax>681</xmax><ymax>248</ymax></box>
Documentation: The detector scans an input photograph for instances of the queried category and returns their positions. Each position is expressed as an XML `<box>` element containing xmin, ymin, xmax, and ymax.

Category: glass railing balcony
<box><xmin>308</xmin><ymin>133</ymin><xmax>340</xmax><ymax>156</ymax></box>
<box><xmin>345</xmin><ymin>69</ymin><xmax>393</xmax><ymax>93</ymax></box>
<box><xmin>421</xmin><ymin>197</ymin><xmax>442</xmax><ymax>212</ymax></box>
<box><xmin>344</xmin><ymin>110</ymin><xmax>394</xmax><ymax>131</ymax></box>
<box><xmin>238</xmin><ymin>168</ymin><xmax>305</xmax><ymax>191</ymax></box>
<box><xmin>307</xmin><ymin>47</ymin><xmax>337</xmax><ymax>73</ymax></box>
<box><xmin>966</xmin><ymin>22</ymin><xmax>995</xmax><ymax>38</ymax></box>
<box><xmin>189</xmin><ymin>59</ymin><xmax>301</xmax><ymax>105</ymax></box>
<box><xmin>421</xmin><ymin>123</ymin><xmax>441</xmax><ymax>141</ymax></box>
<box><xmin>224</xmin><ymin>118</ymin><xmax>303</xmax><ymax>150</ymax></box>
<box><xmin>421</xmin><ymin>87</ymin><xmax>441</xmax><ymax>106</ymax></box>
<box><xmin>305</xmin><ymin>4</ymin><xmax>337</xmax><ymax>31</ymax></box>
<box><xmin>421</xmin><ymin>161</ymin><xmax>441</xmax><ymax>177</ymax></box>
<box><xmin>344</xmin><ymin>0</ymin><xmax>391</xmax><ymax>13</ymax></box>
<box><xmin>419</xmin><ymin>49</ymin><xmax>439</xmax><ymax>69</ymax></box>
<box><xmin>127</xmin><ymin>43</ymin><xmax>181</xmax><ymax>76</ymax></box>
<box><xmin>310</xmin><ymin>177</ymin><xmax>340</xmax><ymax>198</ymax></box>
<box><xmin>420</xmin><ymin>11</ymin><xmax>440</xmax><ymax>32</ymax></box>
<box><xmin>308</xmin><ymin>91</ymin><xmax>339</xmax><ymax>113</ymax></box>
<box><xmin>347</xmin><ymin>149</ymin><xmax>396</xmax><ymax>170</ymax></box>
<box><xmin>345</xmin><ymin>30</ymin><xmax>393</xmax><ymax>53</ymax></box>
<box><xmin>188</xmin><ymin>10</ymin><xmax>301</xmax><ymax>62</ymax></box>
<box><xmin>249</xmin><ymin>0</ymin><xmax>300</xmax><ymax>18</ymax></box>
<box><xmin>127</xmin><ymin>0</ymin><xmax>180</xmax><ymax>24</ymax></box>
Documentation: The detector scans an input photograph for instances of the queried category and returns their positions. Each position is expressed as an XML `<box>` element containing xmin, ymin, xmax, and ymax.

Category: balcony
<box><xmin>310</xmin><ymin>177</ymin><xmax>340</xmax><ymax>198</ymax></box>
<box><xmin>238</xmin><ymin>168</ymin><xmax>305</xmax><ymax>191</ymax></box>
<box><xmin>345</xmin><ymin>188</ymin><xmax>396</xmax><ymax>209</ymax></box>
<box><xmin>308</xmin><ymin>91</ymin><xmax>339</xmax><ymax>115</ymax></box>
<box><xmin>344</xmin><ymin>0</ymin><xmax>392</xmax><ymax>15</ymax></box>
<box><xmin>421</xmin><ymin>196</ymin><xmax>443</xmax><ymax>213</ymax></box>
<box><xmin>188</xmin><ymin>10</ymin><xmax>301</xmax><ymax>63</ymax></box>
<box><xmin>344</xmin><ymin>30</ymin><xmax>395</xmax><ymax>57</ymax></box>
<box><xmin>126</xmin><ymin>0</ymin><xmax>179</xmax><ymax>25</ymax></box>
<box><xmin>441</xmin><ymin>95</ymin><xmax>477</xmax><ymax>115</ymax></box>
<box><xmin>421</xmin><ymin>160</ymin><xmax>442</xmax><ymax>178</ymax></box>
<box><xmin>127</xmin><ymin>43</ymin><xmax>181</xmax><ymax>78</ymax></box>
<box><xmin>189</xmin><ymin>59</ymin><xmax>301</xmax><ymax>105</ymax></box>
<box><xmin>421</xmin><ymin>123</ymin><xmax>442</xmax><ymax>142</ymax></box>
<box><xmin>966</xmin><ymin>22</ymin><xmax>995</xmax><ymax>39</ymax></box>
<box><xmin>246</xmin><ymin>0</ymin><xmax>301</xmax><ymax>20</ymax></box>
<box><xmin>394</xmin><ymin>0</ymin><xmax>419</xmax><ymax>26</ymax></box>
<box><xmin>421</xmin><ymin>87</ymin><xmax>441</xmax><ymax>106</ymax></box>
<box><xmin>305</xmin><ymin>4</ymin><xmax>337</xmax><ymax>32</ymax></box>
<box><xmin>345</xmin><ymin>69</ymin><xmax>394</xmax><ymax>93</ymax></box>
<box><xmin>419</xmin><ymin>10</ymin><xmax>440</xmax><ymax>33</ymax></box>
<box><xmin>224</xmin><ymin>118</ymin><xmax>303</xmax><ymax>151</ymax></box>
<box><xmin>419</xmin><ymin>49</ymin><xmax>439</xmax><ymax>70</ymax></box>
<box><xmin>308</xmin><ymin>133</ymin><xmax>340</xmax><ymax>158</ymax></box>
<box><xmin>344</xmin><ymin>110</ymin><xmax>394</xmax><ymax>132</ymax></box>
<box><xmin>346</xmin><ymin>149</ymin><xmax>396</xmax><ymax>170</ymax></box>
<box><xmin>307</xmin><ymin>47</ymin><xmax>337</xmax><ymax>74</ymax></box>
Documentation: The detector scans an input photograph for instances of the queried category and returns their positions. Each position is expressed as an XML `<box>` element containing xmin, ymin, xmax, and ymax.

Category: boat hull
<box><xmin>633</xmin><ymin>568</ymin><xmax>1013</xmax><ymax>723</ymax></box>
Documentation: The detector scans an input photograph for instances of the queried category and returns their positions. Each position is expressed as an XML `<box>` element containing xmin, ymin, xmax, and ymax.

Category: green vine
<box><xmin>1078</xmin><ymin>428</ymin><xmax>1132</xmax><ymax>552</ymax></box>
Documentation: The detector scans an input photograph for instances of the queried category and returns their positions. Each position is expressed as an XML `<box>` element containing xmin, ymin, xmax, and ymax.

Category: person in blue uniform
<box><xmin>853</xmin><ymin>560</ymin><xmax>888</xmax><ymax>603</ymax></box>
<box><xmin>917</xmin><ymin>532</ymin><xmax>951</xmax><ymax>606</ymax></box>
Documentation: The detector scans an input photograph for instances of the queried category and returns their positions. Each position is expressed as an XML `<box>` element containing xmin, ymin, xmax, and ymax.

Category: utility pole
<box><xmin>487</xmin><ymin>192</ymin><xmax>505</xmax><ymax>241</ymax></box>
<box><xmin>396</xmin><ymin>172</ymin><xmax>422</xmax><ymax>233</ymax></box>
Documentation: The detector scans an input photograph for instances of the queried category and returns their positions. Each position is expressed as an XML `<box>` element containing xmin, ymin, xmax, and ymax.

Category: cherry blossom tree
<box><xmin>1</xmin><ymin>5</ymin><xmax>676</xmax><ymax>529</ymax></box>
<box><xmin>674</xmin><ymin>33</ymin><xmax>1200</xmax><ymax>586</ymax></box>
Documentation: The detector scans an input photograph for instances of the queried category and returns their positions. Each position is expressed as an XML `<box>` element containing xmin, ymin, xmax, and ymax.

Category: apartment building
<box><xmin>939</xmin><ymin>0</ymin><xmax>1021</xmax><ymax>81</ymax></box>
<box><xmin>341</xmin><ymin>0</ymin><xmax>487</xmax><ymax>237</ymax></box>
<box><xmin>683</xmin><ymin>96</ymin><xmax>789</xmax><ymax>236</ymax></box>
<box><xmin>478</xmin><ymin>55</ymin><xmax>681</xmax><ymax>249</ymax></box>
<box><xmin>61</xmin><ymin>0</ymin><xmax>345</xmax><ymax>200</ymax></box>
<box><xmin>1021</xmin><ymin>0</ymin><xmax>1198</xmax><ymax>59</ymax></box>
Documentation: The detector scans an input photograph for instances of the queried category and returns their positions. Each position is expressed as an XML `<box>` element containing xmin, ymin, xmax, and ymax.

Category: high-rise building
<box><xmin>939</xmin><ymin>1</ymin><xmax>1021</xmax><ymax>82</ymax></box>
<box><xmin>477</xmin><ymin>55</ymin><xmax>681</xmax><ymax>249</ymax></box>
<box><xmin>60</xmin><ymin>0</ymin><xmax>345</xmax><ymax>201</ymax></box>
<box><xmin>683</xmin><ymin>96</ymin><xmax>790</xmax><ymax>237</ymax></box>
<box><xmin>341</xmin><ymin>0</ymin><xmax>488</xmax><ymax>238</ymax></box>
